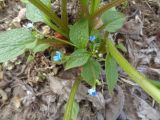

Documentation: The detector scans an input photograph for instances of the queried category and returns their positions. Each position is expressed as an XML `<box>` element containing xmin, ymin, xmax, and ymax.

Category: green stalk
<box><xmin>38</xmin><ymin>36</ymin><xmax>77</xmax><ymax>47</ymax></box>
<box><xmin>91</xmin><ymin>0</ymin><xmax>126</xmax><ymax>19</ymax></box>
<box><xmin>28</xmin><ymin>0</ymin><xmax>69</xmax><ymax>33</ymax></box>
<box><xmin>61</xmin><ymin>0</ymin><xmax>68</xmax><ymax>27</ymax></box>
<box><xmin>44</xmin><ymin>17</ymin><xmax>69</xmax><ymax>38</ymax></box>
<box><xmin>79</xmin><ymin>0</ymin><xmax>89</xmax><ymax>17</ymax></box>
<box><xmin>64</xmin><ymin>78</ymin><xmax>81</xmax><ymax>120</ymax></box>
<box><xmin>148</xmin><ymin>80</ymin><xmax>160</xmax><ymax>89</ymax></box>
<box><xmin>90</xmin><ymin>0</ymin><xmax>100</xmax><ymax>15</ymax></box>
<box><xmin>107</xmin><ymin>40</ymin><xmax>160</xmax><ymax>103</ymax></box>
<box><xmin>89</xmin><ymin>0</ymin><xmax>100</xmax><ymax>30</ymax></box>
<box><xmin>97</xmin><ymin>24</ymin><xmax>105</xmax><ymax>31</ymax></box>
<box><xmin>51</xmin><ymin>37</ymin><xmax>76</xmax><ymax>47</ymax></box>
<box><xmin>46</xmin><ymin>37</ymin><xmax>77</xmax><ymax>47</ymax></box>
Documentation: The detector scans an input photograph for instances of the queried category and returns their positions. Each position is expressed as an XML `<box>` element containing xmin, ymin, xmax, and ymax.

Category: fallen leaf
<box><xmin>134</xmin><ymin>96</ymin><xmax>160</xmax><ymax>120</ymax></box>
<box><xmin>13</xmin><ymin>96</ymin><xmax>21</xmax><ymax>109</ymax></box>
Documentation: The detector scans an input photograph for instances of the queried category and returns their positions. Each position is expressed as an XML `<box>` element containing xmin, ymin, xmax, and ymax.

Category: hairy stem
<box><xmin>28</xmin><ymin>0</ymin><xmax>69</xmax><ymax>33</ymax></box>
<box><xmin>64</xmin><ymin>78</ymin><xmax>81</xmax><ymax>120</ymax></box>
<box><xmin>44</xmin><ymin>17</ymin><xmax>68</xmax><ymax>38</ymax></box>
<box><xmin>61</xmin><ymin>0</ymin><xmax>68</xmax><ymax>27</ymax></box>
<box><xmin>107</xmin><ymin>40</ymin><xmax>160</xmax><ymax>103</ymax></box>
<box><xmin>90</xmin><ymin>0</ymin><xmax>100</xmax><ymax>15</ymax></box>
<box><xmin>46</xmin><ymin>36</ymin><xmax>77</xmax><ymax>47</ymax></box>
<box><xmin>79</xmin><ymin>0</ymin><xmax>89</xmax><ymax>17</ymax></box>
<box><xmin>45</xmin><ymin>17</ymin><xmax>69</xmax><ymax>38</ymax></box>
<box><xmin>91</xmin><ymin>0</ymin><xmax>126</xmax><ymax>19</ymax></box>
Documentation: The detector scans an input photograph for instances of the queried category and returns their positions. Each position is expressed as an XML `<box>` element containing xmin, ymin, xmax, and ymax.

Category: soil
<box><xmin>0</xmin><ymin>0</ymin><xmax>160</xmax><ymax>120</ymax></box>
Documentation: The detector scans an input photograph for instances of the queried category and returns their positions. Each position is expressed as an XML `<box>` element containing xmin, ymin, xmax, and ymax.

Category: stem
<box><xmin>34</xmin><ymin>28</ymin><xmax>74</xmax><ymax>47</ymax></box>
<box><xmin>107</xmin><ymin>40</ymin><xmax>160</xmax><ymax>103</ymax></box>
<box><xmin>46</xmin><ymin>36</ymin><xmax>77</xmax><ymax>47</ymax></box>
<box><xmin>97</xmin><ymin>24</ymin><xmax>105</xmax><ymax>31</ymax></box>
<box><xmin>61</xmin><ymin>0</ymin><xmax>68</xmax><ymax>27</ymax></box>
<box><xmin>91</xmin><ymin>0</ymin><xmax>126</xmax><ymax>19</ymax></box>
<box><xmin>148</xmin><ymin>80</ymin><xmax>160</xmax><ymax>89</ymax></box>
<box><xmin>79</xmin><ymin>0</ymin><xmax>89</xmax><ymax>17</ymax></box>
<box><xmin>89</xmin><ymin>0</ymin><xmax>99</xmax><ymax>30</ymax></box>
<box><xmin>90</xmin><ymin>0</ymin><xmax>100</xmax><ymax>15</ymax></box>
<box><xmin>44</xmin><ymin>17</ymin><xmax>69</xmax><ymax>38</ymax></box>
<box><xmin>28</xmin><ymin>0</ymin><xmax>69</xmax><ymax>33</ymax></box>
<box><xmin>52</xmin><ymin>37</ymin><xmax>76</xmax><ymax>47</ymax></box>
<box><xmin>90</xmin><ymin>0</ymin><xmax>96</xmax><ymax>15</ymax></box>
<box><xmin>98</xmin><ymin>32</ymin><xmax>108</xmax><ymax>54</ymax></box>
<box><xmin>44</xmin><ymin>17</ymin><xmax>68</xmax><ymax>38</ymax></box>
<box><xmin>64</xmin><ymin>78</ymin><xmax>81</xmax><ymax>120</ymax></box>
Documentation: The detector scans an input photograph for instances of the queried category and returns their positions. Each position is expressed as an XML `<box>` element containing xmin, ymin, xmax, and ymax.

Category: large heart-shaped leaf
<box><xmin>26</xmin><ymin>0</ymin><xmax>50</xmax><ymax>22</ymax></box>
<box><xmin>81</xmin><ymin>58</ymin><xmax>101</xmax><ymax>86</ymax></box>
<box><xmin>65</xmin><ymin>49</ymin><xmax>90</xmax><ymax>70</ymax></box>
<box><xmin>105</xmin><ymin>53</ymin><xmax>119</xmax><ymax>93</ymax></box>
<box><xmin>0</xmin><ymin>28</ymin><xmax>36</xmax><ymax>62</ymax></box>
<box><xmin>69</xmin><ymin>19</ymin><xmax>89</xmax><ymax>48</ymax></box>
<box><xmin>101</xmin><ymin>8</ymin><xmax>125</xmax><ymax>32</ymax></box>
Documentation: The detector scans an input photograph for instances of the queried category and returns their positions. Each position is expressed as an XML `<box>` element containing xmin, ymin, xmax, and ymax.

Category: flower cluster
<box><xmin>89</xmin><ymin>35</ymin><xmax>96</xmax><ymax>42</ymax></box>
<box><xmin>53</xmin><ymin>51</ymin><xmax>62</xmax><ymax>62</ymax></box>
<box><xmin>88</xmin><ymin>88</ymin><xmax>97</xmax><ymax>96</ymax></box>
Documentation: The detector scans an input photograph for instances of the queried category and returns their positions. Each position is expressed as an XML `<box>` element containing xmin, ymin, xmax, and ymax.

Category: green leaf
<box><xmin>21</xmin><ymin>0</ymin><xmax>29</xmax><ymax>3</ymax></box>
<box><xmin>0</xmin><ymin>28</ymin><xmax>36</xmax><ymax>63</ymax></box>
<box><xmin>32</xmin><ymin>42</ymin><xmax>50</xmax><ymax>53</ymax></box>
<box><xmin>90</xmin><ymin>0</ymin><xmax>100</xmax><ymax>15</ymax></box>
<box><xmin>64</xmin><ymin>101</ymin><xmax>80</xmax><ymax>120</ymax></box>
<box><xmin>101</xmin><ymin>8</ymin><xmax>125</xmax><ymax>32</ymax></box>
<box><xmin>65</xmin><ymin>49</ymin><xmax>90</xmax><ymax>70</ymax></box>
<box><xmin>26</xmin><ymin>0</ymin><xmax>50</xmax><ymax>22</ymax></box>
<box><xmin>116</xmin><ymin>43</ymin><xmax>127</xmax><ymax>53</ymax></box>
<box><xmin>105</xmin><ymin>53</ymin><xmax>118</xmax><ymax>93</ymax></box>
<box><xmin>81</xmin><ymin>58</ymin><xmax>101</xmax><ymax>86</ymax></box>
<box><xmin>80</xmin><ymin>0</ymin><xmax>89</xmax><ymax>5</ymax></box>
<box><xmin>107</xmin><ymin>40</ymin><xmax>160</xmax><ymax>103</ymax></box>
<box><xmin>27</xmin><ymin>55</ymin><xmax>35</xmax><ymax>63</ymax></box>
<box><xmin>69</xmin><ymin>19</ymin><xmax>89</xmax><ymax>48</ymax></box>
<box><xmin>71</xmin><ymin>101</ymin><xmax>79</xmax><ymax>120</ymax></box>
<box><xmin>64</xmin><ymin>79</ymin><xmax>81</xmax><ymax>120</ymax></box>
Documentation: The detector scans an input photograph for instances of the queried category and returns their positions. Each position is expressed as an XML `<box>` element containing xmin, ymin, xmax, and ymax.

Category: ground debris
<box><xmin>0</xmin><ymin>0</ymin><xmax>160</xmax><ymax>120</ymax></box>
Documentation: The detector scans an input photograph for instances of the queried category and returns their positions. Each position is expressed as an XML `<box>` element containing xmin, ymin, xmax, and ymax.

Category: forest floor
<box><xmin>0</xmin><ymin>0</ymin><xmax>160</xmax><ymax>120</ymax></box>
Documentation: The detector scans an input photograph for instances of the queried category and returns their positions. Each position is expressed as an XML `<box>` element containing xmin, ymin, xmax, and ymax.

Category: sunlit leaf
<box><xmin>101</xmin><ymin>8</ymin><xmax>125</xmax><ymax>32</ymax></box>
<box><xmin>65</xmin><ymin>49</ymin><xmax>90</xmax><ymax>70</ymax></box>
<box><xmin>69</xmin><ymin>19</ymin><xmax>89</xmax><ymax>48</ymax></box>
<box><xmin>26</xmin><ymin>0</ymin><xmax>50</xmax><ymax>22</ymax></box>
<box><xmin>71</xmin><ymin>101</ymin><xmax>79</xmax><ymax>120</ymax></box>
<box><xmin>105</xmin><ymin>53</ymin><xmax>118</xmax><ymax>93</ymax></box>
<box><xmin>81</xmin><ymin>58</ymin><xmax>101</xmax><ymax>86</ymax></box>
<box><xmin>0</xmin><ymin>28</ymin><xmax>36</xmax><ymax>62</ymax></box>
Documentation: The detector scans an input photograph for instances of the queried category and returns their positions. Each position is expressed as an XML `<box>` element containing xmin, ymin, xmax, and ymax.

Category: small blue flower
<box><xmin>88</xmin><ymin>88</ymin><xmax>97</xmax><ymax>96</ymax></box>
<box><xmin>53</xmin><ymin>51</ymin><xmax>62</xmax><ymax>62</ymax></box>
<box><xmin>26</xmin><ymin>23</ymin><xmax>33</xmax><ymax>29</ymax></box>
<box><xmin>89</xmin><ymin>35</ymin><xmax>96</xmax><ymax>42</ymax></box>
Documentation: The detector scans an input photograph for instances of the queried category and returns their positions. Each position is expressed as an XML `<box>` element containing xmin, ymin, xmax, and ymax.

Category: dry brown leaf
<box><xmin>13</xmin><ymin>96</ymin><xmax>21</xmax><ymax>109</ymax></box>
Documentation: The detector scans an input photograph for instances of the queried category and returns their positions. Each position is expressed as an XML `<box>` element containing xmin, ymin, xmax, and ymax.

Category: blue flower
<box><xmin>26</xmin><ymin>23</ymin><xmax>33</xmax><ymax>29</ymax></box>
<box><xmin>53</xmin><ymin>51</ymin><xmax>62</xmax><ymax>62</ymax></box>
<box><xmin>89</xmin><ymin>35</ymin><xmax>96</xmax><ymax>42</ymax></box>
<box><xmin>88</xmin><ymin>88</ymin><xmax>97</xmax><ymax>96</ymax></box>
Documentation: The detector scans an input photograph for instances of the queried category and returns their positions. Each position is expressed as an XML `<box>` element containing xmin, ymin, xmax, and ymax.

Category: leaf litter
<box><xmin>0</xmin><ymin>0</ymin><xmax>160</xmax><ymax>120</ymax></box>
